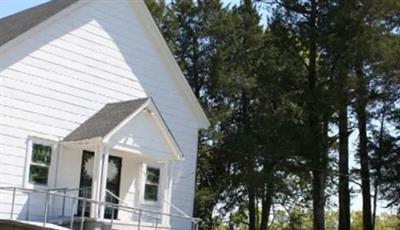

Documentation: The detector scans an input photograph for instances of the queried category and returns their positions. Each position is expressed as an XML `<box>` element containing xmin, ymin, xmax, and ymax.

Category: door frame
<box><xmin>77</xmin><ymin>150</ymin><xmax>123</xmax><ymax>218</ymax></box>
<box><xmin>77</xmin><ymin>150</ymin><xmax>94</xmax><ymax>217</ymax></box>
<box><xmin>104</xmin><ymin>155</ymin><xmax>122</xmax><ymax>219</ymax></box>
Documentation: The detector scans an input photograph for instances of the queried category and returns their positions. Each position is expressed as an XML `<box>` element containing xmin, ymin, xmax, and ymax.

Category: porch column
<box><xmin>98</xmin><ymin>146</ymin><xmax>110</xmax><ymax>219</ymax></box>
<box><xmin>90</xmin><ymin>145</ymin><xmax>104</xmax><ymax>219</ymax></box>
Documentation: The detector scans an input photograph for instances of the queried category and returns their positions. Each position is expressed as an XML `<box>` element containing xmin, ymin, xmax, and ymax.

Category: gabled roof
<box><xmin>0</xmin><ymin>0</ymin><xmax>210</xmax><ymax>129</ymax></box>
<box><xmin>63</xmin><ymin>98</ymin><xmax>184</xmax><ymax>159</ymax></box>
<box><xmin>63</xmin><ymin>98</ymin><xmax>149</xmax><ymax>142</ymax></box>
<box><xmin>0</xmin><ymin>0</ymin><xmax>78</xmax><ymax>46</ymax></box>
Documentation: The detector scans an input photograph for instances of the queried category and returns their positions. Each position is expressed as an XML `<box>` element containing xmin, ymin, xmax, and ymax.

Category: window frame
<box><xmin>143</xmin><ymin>165</ymin><xmax>161</xmax><ymax>204</ymax></box>
<box><xmin>24</xmin><ymin>137</ymin><xmax>57</xmax><ymax>188</ymax></box>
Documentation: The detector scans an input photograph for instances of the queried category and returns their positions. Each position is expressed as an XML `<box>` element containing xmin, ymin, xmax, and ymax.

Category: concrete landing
<box><xmin>0</xmin><ymin>219</ymin><xmax>69</xmax><ymax>230</ymax></box>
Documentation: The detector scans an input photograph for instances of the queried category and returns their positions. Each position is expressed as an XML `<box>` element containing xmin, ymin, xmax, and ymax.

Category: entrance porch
<box><xmin>57</xmin><ymin>142</ymin><xmax>173</xmax><ymax>227</ymax></box>
<box><xmin>55</xmin><ymin>98</ymin><xmax>183</xmax><ymax>227</ymax></box>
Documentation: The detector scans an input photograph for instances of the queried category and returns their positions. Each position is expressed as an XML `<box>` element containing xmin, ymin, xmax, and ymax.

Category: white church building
<box><xmin>0</xmin><ymin>0</ymin><xmax>209</xmax><ymax>229</ymax></box>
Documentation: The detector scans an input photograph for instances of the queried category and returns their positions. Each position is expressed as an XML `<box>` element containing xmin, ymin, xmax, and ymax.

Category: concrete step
<box><xmin>0</xmin><ymin>219</ymin><xmax>69</xmax><ymax>230</ymax></box>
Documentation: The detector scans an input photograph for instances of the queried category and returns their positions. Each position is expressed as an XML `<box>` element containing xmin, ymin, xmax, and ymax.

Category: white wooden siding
<box><xmin>0</xmin><ymin>0</ymin><xmax>200</xmax><ymax>229</ymax></box>
<box><xmin>109</xmin><ymin>111</ymin><xmax>173</xmax><ymax>159</ymax></box>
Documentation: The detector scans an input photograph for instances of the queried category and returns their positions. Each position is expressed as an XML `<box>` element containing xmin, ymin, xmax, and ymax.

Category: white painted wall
<box><xmin>0</xmin><ymin>0</ymin><xmax>201</xmax><ymax>229</ymax></box>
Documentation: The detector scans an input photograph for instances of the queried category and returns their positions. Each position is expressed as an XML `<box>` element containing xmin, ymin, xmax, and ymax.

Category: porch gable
<box><xmin>62</xmin><ymin>97</ymin><xmax>183</xmax><ymax>161</ymax></box>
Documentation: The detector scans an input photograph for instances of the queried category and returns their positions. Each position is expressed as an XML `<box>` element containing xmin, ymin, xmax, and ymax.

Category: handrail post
<box><xmin>43</xmin><ymin>191</ymin><xmax>50</xmax><ymax>227</ymax></box>
<box><xmin>10</xmin><ymin>187</ymin><xmax>16</xmax><ymax>219</ymax></box>
<box><xmin>110</xmin><ymin>205</ymin><xmax>115</xmax><ymax>228</ymax></box>
<box><xmin>62</xmin><ymin>188</ymin><xmax>67</xmax><ymax>217</ymax></box>
<box><xmin>70</xmin><ymin>198</ymin><xmax>76</xmax><ymax>230</ymax></box>
<box><xmin>138</xmin><ymin>209</ymin><xmax>142</xmax><ymax>230</ymax></box>
<box><xmin>26</xmin><ymin>194</ymin><xmax>30</xmax><ymax>220</ymax></box>
<box><xmin>80</xmin><ymin>200</ymin><xmax>86</xmax><ymax>230</ymax></box>
<box><xmin>155</xmin><ymin>218</ymin><xmax>159</xmax><ymax>230</ymax></box>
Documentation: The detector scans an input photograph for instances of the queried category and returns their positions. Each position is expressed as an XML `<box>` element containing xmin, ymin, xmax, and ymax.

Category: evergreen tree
<box><xmin>263</xmin><ymin>1</ymin><xmax>335</xmax><ymax>228</ymax></box>
<box><xmin>146</xmin><ymin>0</ymin><xmax>400</xmax><ymax>229</ymax></box>
<box><xmin>346</xmin><ymin>1</ymin><xmax>400</xmax><ymax>229</ymax></box>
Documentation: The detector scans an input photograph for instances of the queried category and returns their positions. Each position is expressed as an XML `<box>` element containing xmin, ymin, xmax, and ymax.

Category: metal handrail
<box><xmin>105</xmin><ymin>188</ymin><xmax>200</xmax><ymax>229</ymax></box>
<box><xmin>105</xmin><ymin>188</ymin><xmax>162</xmax><ymax>228</ymax></box>
<box><xmin>1</xmin><ymin>186</ymin><xmax>198</xmax><ymax>219</ymax></box>
<box><xmin>0</xmin><ymin>186</ymin><xmax>195</xmax><ymax>219</ymax></box>
<box><xmin>164</xmin><ymin>198</ymin><xmax>190</xmax><ymax>218</ymax></box>
<box><xmin>0</xmin><ymin>186</ymin><xmax>200</xmax><ymax>229</ymax></box>
<box><xmin>105</xmin><ymin>188</ymin><xmax>131</xmax><ymax>207</ymax></box>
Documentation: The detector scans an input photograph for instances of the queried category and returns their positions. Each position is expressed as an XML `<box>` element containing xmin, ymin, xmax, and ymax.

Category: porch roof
<box><xmin>63</xmin><ymin>97</ymin><xmax>184</xmax><ymax>159</ymax></box>
<box><xmin>64</xmin><ymin>98</ymin><xmax>149</xmax><ymax>142</ymax></box>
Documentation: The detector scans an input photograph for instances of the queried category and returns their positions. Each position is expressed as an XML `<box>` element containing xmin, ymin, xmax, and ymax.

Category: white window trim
<box><xmin>24</xmin><ymin>136</ymin><xmax>57</xmax><ymax>189</ymax></box>
<box><xmin>141</xmin><ymin>162</ymin><xmax>165</xmax><ymax>206</ymax></box>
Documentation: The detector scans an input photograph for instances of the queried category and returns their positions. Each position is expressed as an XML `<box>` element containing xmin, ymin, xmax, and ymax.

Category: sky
<box><xmin>1</xmin><ymin>0</ymin><xmax>242</xmax><ymax>18</ymax></box>
<box><xmin>0</xmin><ymin>0</ymin><xmax>393</xmax><ymax>215</ymax></box>
<box><xmin>0</xmin><ymin>0</ymin><xmax>50</xmax><ymax>18</ymax></box>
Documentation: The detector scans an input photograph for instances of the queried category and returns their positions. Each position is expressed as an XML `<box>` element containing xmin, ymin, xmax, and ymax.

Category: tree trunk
<box><xmin>358</xmin><ymin>103</ymin><xmax>373</xmax><ymax>230</ymax></box>
<box><xmin>312</xmin><ymin>118</ymin><xmax>329</xmax><ymax>230</ymax></box>
<box><xmin>308</xmin><ymin>1</ymin><xmax>326</xmax><ymax>229</ymax></box>
<box><xmin>338</xmin><ymin>86</ymin><xmax>351</xmax><ymax>230</ymax></box>
<box><xmin>372</xmin><ymin>109</ymin><xmax>386</xmax><ymax>229</ymax></box>
<box><xmin>312</xmin><ymin>167</ymin><xmax>326</xmax><ymax>230</ymax></box>
<box><xmin>241</xmin><ymin>90</ymin><xmax>257</xmax><ymax>230</ymax></box>
<box><xmin>355</xmin><ymin>68</ymin><xmax>373</xmax><ymax>230</ymax></box>
<box><xmin>248</xmin><ymin>184</ymin><xmax>257</xmax><ymax>230</ymax></box>
<box><xmin>372</xmin><ymin>184</ymin><xmax>378</xmax><ymax>229</ymax></box>
<box><xmin>260</xmin><ymin>166</ymin><xmax>274</xmax><ymax>230</ymax></box>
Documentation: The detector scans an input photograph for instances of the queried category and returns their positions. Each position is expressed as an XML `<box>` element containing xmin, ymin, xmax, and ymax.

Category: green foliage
<box><xmin>351</xmin><ymin>211</ymin><xmax>400</xmax><ymax>230</ymax></box>
<box><xmin>214</xmin><ymin>210</ymin><xmax>399</xmax><ymax>230</ymax></box>
<box><xmin>145</xmin><ymin>0</ymin><xmax>400</xmax><ymax>229</ymax></box>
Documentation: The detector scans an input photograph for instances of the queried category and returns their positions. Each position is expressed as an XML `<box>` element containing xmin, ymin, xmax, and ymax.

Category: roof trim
<box><xmin>62</xmin><ymin>137</ymin><xmax>102</xmax><ymax>147</ymax></box>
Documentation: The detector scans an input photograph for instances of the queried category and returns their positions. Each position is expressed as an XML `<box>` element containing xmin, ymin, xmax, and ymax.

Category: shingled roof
<box><xmin>0</xmin><ymin>0</ymin><xmax>78</xmax><ymax>46</ymax></box>
<box><xmin>64</xmin><ymin>98</ymin><xmax>149</xmax><ymax>142</ymax></box>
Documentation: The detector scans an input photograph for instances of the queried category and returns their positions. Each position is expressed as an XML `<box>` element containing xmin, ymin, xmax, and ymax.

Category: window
<box><xmin>144</xmin><ymin>167</ymin><xmax>160</xmax><ymax>202</ymax></box>
<box><xmin>29</xmin><ymin>143</ymin><xmax>52</xmax><ymax>185</ymax></box>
